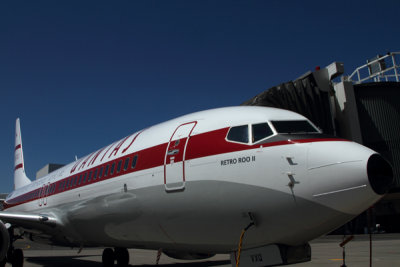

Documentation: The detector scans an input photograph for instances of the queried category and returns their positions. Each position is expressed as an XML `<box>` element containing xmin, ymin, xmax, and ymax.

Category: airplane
<box><xmin>0</xmin><ymin>106</ymin><xmax>393</xmax><ymax>267</ymax></box>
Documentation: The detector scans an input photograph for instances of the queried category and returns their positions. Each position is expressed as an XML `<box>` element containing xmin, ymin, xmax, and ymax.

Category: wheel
<box><xmin>102</xmin><ymin>248</ymin><xmax>115</xmax><ymax>267</ymax></box>
<box><xmin>114</xmin><ymin>247</ymin><xmax>129</xmax><ymax>267</ymax></box>
<box><xmin>6</xmin><ymin>247</ymin><xmax>13</xmax><ymax>263</ymax></box>
<box><xmin>11</xmin><ymin>249</ymin><xmax>23</xmax><ymax>267</ymax></box>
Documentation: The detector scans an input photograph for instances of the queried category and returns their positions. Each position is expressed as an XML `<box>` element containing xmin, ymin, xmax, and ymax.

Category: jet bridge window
<box><xmin>271</xmin><ymin>120</ymin><xmax>319</xmax><ymax>134</ymax></box>
<box><xmin>227</xmin><ymin>125</ymin><xmax>249</xmax><ymax>144</ymax></box>
<box><xmin>252</xmin><ymin>123</ymin><xmax>274</xmax><ymax>143</ymax></box>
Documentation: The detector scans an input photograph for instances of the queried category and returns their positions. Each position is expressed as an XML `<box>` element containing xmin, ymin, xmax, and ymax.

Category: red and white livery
<box><xmin>0</xmin><ymin>106</ymin><xmax>393</xmax><ymax>266</ymax></box>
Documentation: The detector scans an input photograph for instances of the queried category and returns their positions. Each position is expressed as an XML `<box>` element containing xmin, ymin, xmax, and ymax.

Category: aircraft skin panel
<box><xmin>0</xmin><ymin>106</ymin><xmax>390</xmax><ymax>255</ymax></box>
<box><xmin>3</xmin><ymin>141</ymin><xmax>378</xmax><ymax>249</ymax></box>
<box><xmin>1</xmin><ymin>181</ymin><xmax>353</xmax><ymax>252</ymax></box>
<box><xmin>3</xmin><ymin>138</ymin><xmax>341</xmax><ymax>210</ymax></box>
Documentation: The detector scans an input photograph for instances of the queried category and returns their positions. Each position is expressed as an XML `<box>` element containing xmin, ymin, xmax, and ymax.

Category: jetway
<box><xmin>243</xmin><ymin>52</ymin><xmax>400</xmax><ymax>189</ymax></box>
<box><xmin>242</xmin><ymin>65</ymin><xmax>338</xmax><ymax>135</ymax></box>
<box><xmin>243</xmin><ymin>52</ymin><xmax>400</xmax><ymax>232</ymax></box>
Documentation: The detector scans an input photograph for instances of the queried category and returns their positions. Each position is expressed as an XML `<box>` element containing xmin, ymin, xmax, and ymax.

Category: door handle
<box><xmin>167</xmin><ymin>149</ymin><xmax>179</xmax><ymax>155</ymax></box>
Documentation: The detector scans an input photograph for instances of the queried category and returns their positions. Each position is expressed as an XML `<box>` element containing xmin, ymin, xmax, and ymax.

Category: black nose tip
<box><xmin>367</xmin><ymin>154</ymin><xmax>394</xmax><ymax>195</ymax></box>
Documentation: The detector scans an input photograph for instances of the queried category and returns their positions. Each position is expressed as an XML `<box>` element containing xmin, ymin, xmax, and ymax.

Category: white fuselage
<box><xmin>4</xmin><ymin>106</ymin><xmax>386</xmax><ymax>253</ymax></box>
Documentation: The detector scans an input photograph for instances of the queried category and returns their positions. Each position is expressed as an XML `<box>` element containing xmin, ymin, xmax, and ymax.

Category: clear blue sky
<box><xmin>1</xmin><ymin>1</ymin><xmax>399</xmax><ymax>192</ymax></box>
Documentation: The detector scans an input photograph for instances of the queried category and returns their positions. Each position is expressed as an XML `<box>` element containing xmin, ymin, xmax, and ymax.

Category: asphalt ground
<box><xmin>7</xmin><ymin>234</ymin><xmax>400</xmax><ymax>266</ymax></box>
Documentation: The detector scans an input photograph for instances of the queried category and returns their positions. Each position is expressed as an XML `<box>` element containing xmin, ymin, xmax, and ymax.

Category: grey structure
<box><xmin>243</xmin><ymin>52</ymin><xmax>400</xmax><ymax>232</ymax></box>
<box><xmin>36</xmin><ymin>164</ymin><xmax>65</xmax><ymax>180</ymax></box>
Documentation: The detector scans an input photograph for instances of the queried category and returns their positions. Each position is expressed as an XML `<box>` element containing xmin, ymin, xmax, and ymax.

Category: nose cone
<box><xmin>307</xmin><ymin>141</ymin><xmax>393</xmax><ymax>215</ymax></box>
<box><xmin>367</xmin><ymin>154</ymin><xmax>394</xmax><ymax>195</ymax></box>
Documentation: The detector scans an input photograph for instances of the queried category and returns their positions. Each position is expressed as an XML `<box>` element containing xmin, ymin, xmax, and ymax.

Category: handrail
<box><xmin>346</xmin><ymin>52</ymin><xmax>400</xmax><ymax>84</ymax></box>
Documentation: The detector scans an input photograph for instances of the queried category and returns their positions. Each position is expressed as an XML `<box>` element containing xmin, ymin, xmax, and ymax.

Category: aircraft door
<box><xmin>164</xmin><ymin>122</ymin><xmax>196</xmax><ymax>191</ymax></box>
<box><xmin>43</xmin><ymin>182</ymin><xmax>50</xmax><ymax>206</ymax></box>
<box><xmin>38</xmin><ymin>182</ymin><xmax>50</xmax><ymax>206</ymax></box>
<box><xmin>38</xmin><ymin>184</ymin><xmax>46</xmax><ymax>206</ymax></box>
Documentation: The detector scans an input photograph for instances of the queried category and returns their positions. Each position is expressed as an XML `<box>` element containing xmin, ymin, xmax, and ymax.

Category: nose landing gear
<box><xmin>102</xmin><ymin>247</ymin><xmax>130</xmax><ymax>267</ymax></box>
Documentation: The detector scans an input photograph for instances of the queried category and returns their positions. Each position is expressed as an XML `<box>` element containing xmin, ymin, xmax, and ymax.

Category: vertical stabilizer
<box><xmin>14</xmin><ymin>118</ymin><xmax>31</xmax><ymax>189</ymax></box>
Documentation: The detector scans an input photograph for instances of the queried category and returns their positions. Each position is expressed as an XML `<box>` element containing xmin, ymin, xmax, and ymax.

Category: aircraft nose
<box><xmin>367</xmin><ymin>154</ymin><xmax>394</xmax><ymax>195</ymax></box>
<box><xmin>307</xmin><ymin>141</ymin><xmax>394</xmax><ymax>215</ymax></box>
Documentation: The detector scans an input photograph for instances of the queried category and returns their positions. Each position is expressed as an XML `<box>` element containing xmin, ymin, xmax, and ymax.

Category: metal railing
<box><xmin>346</xmin><ymin>52</ymin><xmax>400</xmax><ymax>84</ymax></box>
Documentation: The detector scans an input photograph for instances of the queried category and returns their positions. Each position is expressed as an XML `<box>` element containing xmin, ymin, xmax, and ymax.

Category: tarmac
<box><xmin>8</xmin><ymin>234</ymin><xmax>400</xmax><ymax>266</ymax></box>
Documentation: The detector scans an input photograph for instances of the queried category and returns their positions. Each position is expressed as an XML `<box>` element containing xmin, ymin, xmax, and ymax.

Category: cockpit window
<box><xmin>271</xmin><ymin>120</ymin><xmax>319</xmax><ymax>134</ymax></box>
<box><xmin>227</xmin><ymin>125</ymin><xmax>249</xmax><ymax>143</ymax></box>
<box><xmin>252</xmin><ymin>123</ymin><xmax>274</xmax><ymax>142</ymax></box>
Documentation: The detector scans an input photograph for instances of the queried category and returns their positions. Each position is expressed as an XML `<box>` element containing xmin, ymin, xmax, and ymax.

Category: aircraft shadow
<box><xmin>25</xmin><ymin>255</ymin><xmax>101</xmax><ymax>267</ymax></box>
<box><xmin>25</xmin><ymin>256</ymin><xmax>231</xmax><ymax>267</ymax></box>
<box><xmin>135</xmin><ymin>260</ymin><xmax>231</xmax><ymax>266</ymax></box>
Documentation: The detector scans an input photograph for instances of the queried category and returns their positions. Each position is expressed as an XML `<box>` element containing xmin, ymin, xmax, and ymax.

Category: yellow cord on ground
<box><xmin>156</xmin><ymin>248</ymin><xmax>162</xmax><ymax>265</ymax></box>
<box><xmin>236</xmin><ymin>229</ymin><xmax>246</xmax><ymax>267</ymax></box>
<box><xmin>236</xmin><ymin>220</ymin><xmax>255</xmax><ymax>267</ymax></box>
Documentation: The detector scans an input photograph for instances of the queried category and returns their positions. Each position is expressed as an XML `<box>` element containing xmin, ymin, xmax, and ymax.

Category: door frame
<box><xmin>164</xmin><ymin>121</ymin><xmax>197</xmax><ymax>191</ymax></box>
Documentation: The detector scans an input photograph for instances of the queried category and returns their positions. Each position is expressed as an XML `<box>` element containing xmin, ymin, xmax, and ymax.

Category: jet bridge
<box><xmin>241</xmin><ymin>63</ymin><xmax>341</xmax><ymax>135</ymax></box>
<box><xmin>338</xmin><ymin>52</ymin><xmax>400</xmax><ymax>189</ymax></box>
<box><xmin>243</xmin><ymin>52</ymin><xmax>400</xmax><ymax>232</ymax></box>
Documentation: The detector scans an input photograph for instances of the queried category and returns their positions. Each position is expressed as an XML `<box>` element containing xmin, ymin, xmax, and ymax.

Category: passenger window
<box><xmin>83</xmin><ymin>173</ymin><xmax>87</xmax><ymax>183</ymax></box>
<box><xmin>227</xmin><ymin>125</ymin><xmax>249</xmax><ymax>143</ymax></box>
<box><xmin>110</xmin><ymin>162</ymin><xmax>115</xmax><ymax>175</ymax></box>
<box><xmin>104</xmin><ymin>165</ymin><xmax>109</xmax><ymax>177</ymax></box>
<box><xmin>131</xmin><ymin>155</ymin><xmax>138</xmax><ymax>169</ymax></box>
<box><xmin>99</xmin><ymin>167</ymin><xmax>104</xmax><ymax>178</ymax></box>
<box><xmin>124</xmin><ymin>157</ymin><xmax>130</xmax><ymax>171</ymax></box>
<box><xmin>88</xmin><ymin>171</ymin><xmax>92</xmax><ymax>182</ymax></box>
<box><xmin>93</xmin><ymin>169</ymin><xmax>98</xmax><ymax>180</ymax></box>
<box><xmin>252</xmin><ymin>123</ymin><xmax>274</xmax><ymax>143</ymax></box>
<box><xmin>271</xmin><ymin>120</ymin><xmax>319</xmax><ymax>134</ymax></box>
<box><xmin>78</xmin><ymin>175</ymin><xmax>82</xmax><ymax>185</ymax></box>
<box><xmin>117</xmin><ymin>160</ymin><xmax>122</xmax><ymax>173</ymax></box>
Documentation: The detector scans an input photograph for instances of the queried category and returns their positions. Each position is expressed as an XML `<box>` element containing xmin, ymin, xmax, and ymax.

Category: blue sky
<box><xmin>0</xmin><ymin>1</ymin><xmax>399</xmax><ymax>192</ymax></box>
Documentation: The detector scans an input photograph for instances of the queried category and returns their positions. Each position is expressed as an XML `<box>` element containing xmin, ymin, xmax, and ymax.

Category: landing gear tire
<box><xmin>114</xmin><ymin>248</ymin><xmax>129</xmax><ymax>267</ymax></box>
<box><xmin>11</xmin><ymin>249</ymin><xmax>23</xmax><ymax>267</ymax></box>
<box><xmin>102</xmin><ymin>248</ymin><xmax>115</xmax><ymax>267</ymax></box>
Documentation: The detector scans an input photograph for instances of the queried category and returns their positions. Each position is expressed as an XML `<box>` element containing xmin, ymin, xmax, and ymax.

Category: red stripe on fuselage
<box><xmin>15</xmin><ymin>144</ymin><xmax>21</xmax><ymax>151</ymax></box>
<box><xmin>186</xmin><ymin>128</ymin><xmax>348</xmax><ymax>160</ymax></box>
<box><xmin>4</xmin><ymin>127</ymin><xmax>348</xmax><ymax>209</ymax></box>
